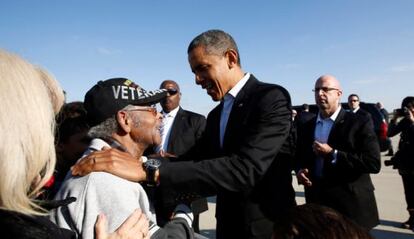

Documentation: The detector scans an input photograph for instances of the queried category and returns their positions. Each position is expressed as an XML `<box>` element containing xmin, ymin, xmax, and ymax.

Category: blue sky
<box><xmin>1</xmin><ymin>0</ymin><xmax>413</xmax><ymax>115</ymax></box>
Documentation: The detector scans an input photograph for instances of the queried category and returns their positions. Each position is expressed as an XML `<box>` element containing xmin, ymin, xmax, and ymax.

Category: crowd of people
<box><xmin>0</xmin><ymin>29</ymin><xmax>413</xmax><ymax>239</ymax></box>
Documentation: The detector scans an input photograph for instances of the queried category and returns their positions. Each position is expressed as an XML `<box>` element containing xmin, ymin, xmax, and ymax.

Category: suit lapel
<box><xmin>222</xmin><ymin>75</ymin><xmax>257</xmax><ymax>148</ymax></box>
<box><xmin>328</xmin><ymin>108</ymin><xmax>347</xmax><ymax>144</ymax></box>
<box><xmin>206</xmin><ymin>102</ymin><xmax>223</xmax><ymax>152</ymax></box>
<box><xmin>167</xmin><ymin>107</ymin><xmax>184</xmax><ymax>152</ymax></box>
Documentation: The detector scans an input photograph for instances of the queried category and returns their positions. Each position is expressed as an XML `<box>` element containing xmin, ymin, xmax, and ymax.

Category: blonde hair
<box><xmin>36</xmin><ymin>66</ymin><xmax>65</xmax><ymax>114</ymax></box>
<box><xmin>0</xmin><ymin>49</ymin><xmax>59</xmax><ymax>215</ymax></box>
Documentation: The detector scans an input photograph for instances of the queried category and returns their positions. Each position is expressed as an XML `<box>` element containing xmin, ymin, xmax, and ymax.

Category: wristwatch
<box><xmin>144</xmin><ymin>158</ymin><xmax>161</xmax><ymax>187</ymax></box>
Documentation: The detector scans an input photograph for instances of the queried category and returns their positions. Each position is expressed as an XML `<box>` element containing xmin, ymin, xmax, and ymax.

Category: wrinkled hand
<box><xmin>297</xmin><ymin>168</ymin><xmax>312</xmax><ymax>187</ymax></box>
<box><xmin>71</xmin><ymin>147</ymin><xmax>146</xmax><ymax>182</ymax></box>
<box><xmin>95</xmin><ymin>209</ymin><xmax>150</xmax><ymax>239</ymax></box>
<box><xmin>313</xmin><ymin>141</ymin><xmax>333</xmax><ymax>158</ymax></box>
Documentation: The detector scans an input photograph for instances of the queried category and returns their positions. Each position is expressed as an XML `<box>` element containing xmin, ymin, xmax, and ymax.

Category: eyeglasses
<box><xmin>349</xmin><ymin>99</ymin><xmax>359</xmax><ymax>102</ymax></box>
<box><xmin>312</xmin><ymin>87</ymin><xmax>339</xmax><ymax>93</ymax></box>
<box><xmin>166</xmin><ymin>88</ymin><xmax>178</xmax><ymax>95</ymax></box>
<box><xmin>128</xmin><ymin>106</ymin><xmax>158</xmax><ymax>116</ymax></box>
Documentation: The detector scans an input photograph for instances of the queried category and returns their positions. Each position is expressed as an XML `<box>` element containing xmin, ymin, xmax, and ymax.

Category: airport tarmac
<box><xmin>198</xmin><ymin>136</ymin><xmax>414</xmax><ymax>238</ymax></box>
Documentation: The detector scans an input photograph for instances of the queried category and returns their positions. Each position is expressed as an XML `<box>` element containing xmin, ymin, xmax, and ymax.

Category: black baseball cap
<box><xmin>84</xmin><ymin>78</ymin><xmax>167</xmax><ymax>126</ymax></box>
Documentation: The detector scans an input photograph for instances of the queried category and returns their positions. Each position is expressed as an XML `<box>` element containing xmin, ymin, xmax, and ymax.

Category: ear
<box><xmin>116</xmin><ymin>111</ymin><xmax>132</xmax><ymax>133</ymax></box>
<box><xmin>225</xmin><ymin>49</ymin><xmax>239</xmax><ymax>68</ymax></box>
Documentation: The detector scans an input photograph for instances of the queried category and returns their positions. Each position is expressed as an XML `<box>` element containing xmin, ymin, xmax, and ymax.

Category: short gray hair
<box><xmin>187</xmin><ymin>29</ymin><xmax>241</xmax><ymax>66</ymax></box>
<box><xmin>87</xmin><ymin>105</ymin><xmax>140</xmax><ymax>139</ymax></box>
<box><xmin>88</xmin><ymin>116</ymin><xmax>118</xmax><ymax>139</ymax></box>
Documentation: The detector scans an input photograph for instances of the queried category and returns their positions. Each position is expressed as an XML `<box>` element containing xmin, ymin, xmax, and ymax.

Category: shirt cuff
<box><xmin>173</xmin><ymin>204</ymin><xmax>194</xmax><ymax>227</ymax></box>
<box><xmin>331</xmin><ymin>149</ymin><xmax>338</xmax><ymax>164</ymax></box>
<box><xmin>148</xmin><ymin>220</ymin><xmax>160</xmax><ymax>237</ymax></box>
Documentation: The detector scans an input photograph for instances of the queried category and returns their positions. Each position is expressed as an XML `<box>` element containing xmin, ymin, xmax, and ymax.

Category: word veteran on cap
<box><xmin>112</xmin><ymin>85</ymin><xmax>161</xmax><ymax>100</ymax></box>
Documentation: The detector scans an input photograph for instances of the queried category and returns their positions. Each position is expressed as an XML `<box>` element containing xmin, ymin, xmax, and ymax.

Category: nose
<box><xmin>315</xmin><ymin>89</ymin><xmax>324</xmax><ymax>96</ymax></box>
<box><xmin>195</xmin><ymin>74</ymin><xmax>202</xmax><ymax>85</ymax></box>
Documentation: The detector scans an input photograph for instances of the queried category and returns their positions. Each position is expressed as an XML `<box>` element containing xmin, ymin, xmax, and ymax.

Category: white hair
<box><xmin>0</xmin><ymin>49</ymin><xmax>59</xmax><ymax>215</ymax></box>
<box><xmin>87</xmin><ymin>105</ymin><xmax>140</xmax><ymax>139</ymax></box>
<box><xmin>36</xmin><ymin>66</ymin><xmax>65</xmax><ymax>114</ymax></box>
<box><xmin>88</xmin><ymin>116</ymin><xmax>119</xmax><ymax>139</ymax></box>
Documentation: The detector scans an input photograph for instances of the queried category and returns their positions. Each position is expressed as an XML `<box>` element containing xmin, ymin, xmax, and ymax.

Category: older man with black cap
<box><xmin>50</xmin><ymin>78</ymin><xmax>195</xmax><ymax>239</ymax></box>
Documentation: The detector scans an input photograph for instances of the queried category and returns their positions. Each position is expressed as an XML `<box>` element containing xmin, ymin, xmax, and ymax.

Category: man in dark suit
<box><xmin>296</xmin><ymin>75</ymin><xmax>381</xmax><ymax>230</ymax></box>
<box><xmin>296</xmin><ymin>103</ymin><xmax>316</xmax><ymax>126</ymax></box>
<box><xmin>151</xmin><ymin>79</ymin><xmax>207</xmax><ymax>233</ymax></box>
<box><xmin>72</xmin><ymin>29</ymin><xmax>296</xmax><ymax>239</ymax></box>
<box><xmin>348</xmin><ymin>94</ymin><xmax>370</xmax><ymax>117</ymax></box>
<box><xmin>154</xmin><ymin>80</ymin><xmax>206</xmax><ymax>157</ymax></box>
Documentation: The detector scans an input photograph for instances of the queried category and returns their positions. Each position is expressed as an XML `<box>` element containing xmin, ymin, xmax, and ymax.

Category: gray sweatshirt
<box><xmin>50</xmin><ymin>138</ymin><xmax>193</xmax><ymax>239</ymax></box>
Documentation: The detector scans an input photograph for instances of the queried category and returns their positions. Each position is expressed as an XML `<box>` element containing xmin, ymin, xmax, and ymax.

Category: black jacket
<box><xmin>159</xmin><ymin>75</ymin><xmax>296</xmax><ymax>239</ymax></box>
<box><xmin>0</xmin><ymin>209</ymin><xmax>75</xmax><ymax>239</ymax></box>
<box><xmin>147</xmin><ymin>107</ymin><xmax>208</xmax><ymax>227</ymax></box>
<box><xmin>164</xmin><ymin>107</ymin><xmax>206</xmax><ymax>158</ymax></box>
<box><xmin>388</xmin><ymin>118</ymin><xmax>414</xmax><ymax>170</ymax></box>
<box><xmin>295</xmin><ymin>108</ymin><xmax>381</xmax><ymax>229</ymax></box>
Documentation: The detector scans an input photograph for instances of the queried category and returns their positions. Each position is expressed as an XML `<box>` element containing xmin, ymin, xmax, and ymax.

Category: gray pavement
<box><xmin>198</xmin><ymin>136</ymin><xmax>414</xmax><ymax>238</ymax></box>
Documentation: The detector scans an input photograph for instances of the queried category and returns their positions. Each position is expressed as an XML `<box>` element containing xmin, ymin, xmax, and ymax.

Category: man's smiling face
<box><xmin>188</xmin><ymin>45</ymin><xmax>232</xmax><ymax>101</ymax></box>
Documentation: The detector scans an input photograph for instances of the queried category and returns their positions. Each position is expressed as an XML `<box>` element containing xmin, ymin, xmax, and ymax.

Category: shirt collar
<box><xmin>227</xmin><ymin>72</ymin><xmax>250</xmax><ymax>99</ymax></box>
<box><xmin>317</xmin><ymin>105</ymin><xmax>342</xmax><ymax>123</ymax></box>
<box><xmin>162</xmin><ymin>106</ymin><xmax>179</xmax><ymax>118</ymax></box>
<box><xmin>87</xmin><ymin>138</ymin><xmax>111</xmax><ymax>152</ymax></box>
<box><xmin>352</xmin><ymin>107</ymin><xmax>360</xmax><ymax>113</ymax></box>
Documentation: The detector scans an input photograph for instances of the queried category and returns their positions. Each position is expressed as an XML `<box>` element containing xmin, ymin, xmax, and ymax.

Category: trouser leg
<box><xmin>401</xmin><ymin>174</ymin><xmax>414</xmax><ymax>228</ymax></box>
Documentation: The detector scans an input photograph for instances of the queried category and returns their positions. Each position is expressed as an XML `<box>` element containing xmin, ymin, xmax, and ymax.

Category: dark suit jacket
<box><xmin>295</xmin><ymin>108</ymin><xmax>381</xmax><ymax>229</ymax></box>
<box><xmin>355</xmin><ymin>108</ymin><xmax>374</xmax><ymax>130</ymax></box>
<box><xmin>355</xmin><ymin>107</ymin><xmax>370</xmax><ymax>118</ymax></box>
<box><xmin>296</xmin><ymin>111</ymin><xmax>316</xmax><ymax>126</ymax></box>
<box><xmin>150</xmin><ymin>108</ymin><xmax>208</xmax><ymax>227</ymax></box>
<box><xmin>164</xmin><ymin>107</ymin><xmax>206</xmax><ymax>157</ymax></box>
<box><xmin>159</xmin><ymin>75</ymin><xmax>296</xmax><ymax>239</ymax></box>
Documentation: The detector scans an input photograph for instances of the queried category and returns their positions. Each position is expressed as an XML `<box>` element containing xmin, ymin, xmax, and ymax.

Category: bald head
<box><xmin>314</xmin><ymin>75</ymin><xmax>343</xmax><ymax>118</ymax></box>
<box><xmin>160</xmin><ymin>80</ymin><xmax>180</xmax><ymax>91</ymax></box>
<box><xmin>315</xmin><ymin>75</ymin><xmax>342</xmax><ymax>91</ymax></box>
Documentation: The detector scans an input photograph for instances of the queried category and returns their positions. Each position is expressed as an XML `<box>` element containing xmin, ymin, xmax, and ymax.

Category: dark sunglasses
<box><xmin>166</xmin><ymin>88</ymin><xmax>178</xmax><ymax>95</ymax></box>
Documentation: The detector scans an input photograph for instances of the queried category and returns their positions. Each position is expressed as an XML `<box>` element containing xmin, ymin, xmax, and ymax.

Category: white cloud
<box><xmin>352</xmin><ymin>79</ymin><xmax>377</xmax><ymax>84</ymax></box>
<box><xmin>96</xmin><ymin>47</ymin><xmax>122</xmax><ymax>56</ymax></box>
<box><xmin>350</xmin><ymin>76</ymin><xmax>385</xmax><ymax>85</ymax></box>
<box><xmin>390</xmin><ymin>62</ymin><xmax>414</xmax><ymax>73</ymax></box>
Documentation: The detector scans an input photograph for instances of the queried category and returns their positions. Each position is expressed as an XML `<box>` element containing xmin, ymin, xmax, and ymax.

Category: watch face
<box><xmin>146</xmin><ymin>158</ymin><xmax>161</xmax><ymax>168</ymax></box>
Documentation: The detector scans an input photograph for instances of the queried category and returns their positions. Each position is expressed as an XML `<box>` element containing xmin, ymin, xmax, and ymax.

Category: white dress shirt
<box><xmin>155</xmin><ymin>106</ymin><xmax>180</xmax><ymax>153</ymax></box>
<box><xmin>352</xmin><ymin>107</ymin><xmax>360</xmax><ymax>113</ymax></box>
<box><xmin>219</xmin><ymin>73</ymin><xmax>250</xmax><ymax>148</ymax></box>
